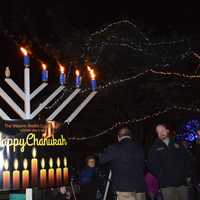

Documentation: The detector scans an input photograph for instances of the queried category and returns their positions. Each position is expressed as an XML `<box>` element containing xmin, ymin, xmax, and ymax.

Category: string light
<box><xmin>80</xmin><ymin>68</ymin><xmax>200</xmax><ymax>94</ymax></box>
<box><xmin>68</xmin><ymin>106</ymin><xmax>200</xmax><ymax>141</ymax></box>
<box><xmin>2</xmin><ymin>20</ymin><xmax>193</xmax><ymax>69</ymax></box>
<box><xmin>44</xmin><ymin>92</ymin><xmax>65</xmax><ymax>110</ymax></box>
<box><xmin>84</xmin><ymin>20</ymin><xmax>191</xmax><ymax>64</ymax></box>
<box><xmin>44</xmin><ymin>68</ymin><xmax>200</xmax><ymax>110</ymax></box>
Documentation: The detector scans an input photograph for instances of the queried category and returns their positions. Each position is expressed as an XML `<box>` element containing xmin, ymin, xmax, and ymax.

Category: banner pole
<box><xmin>103</xmin><ymin>170</ymin><xmax>112</xmax><ymax>200</ymax></box>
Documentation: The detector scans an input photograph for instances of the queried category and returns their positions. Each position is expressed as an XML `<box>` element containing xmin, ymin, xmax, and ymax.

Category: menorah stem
<box><xmin>24</xmin><ymin>68</ymin><xmax>31</xmax><ymax>119</ymax></box>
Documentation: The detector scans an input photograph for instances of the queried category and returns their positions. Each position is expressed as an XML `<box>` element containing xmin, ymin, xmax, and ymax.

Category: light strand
<box><xmin>80</xmin><ymin>68</ymin><xmax>200</xmax><ymax>94</ymax></box>
<box><xmin>45</xmin><ymin>68</ymin><xmax>200</xmax><ymax>110</ymax></box>
<box><xmin>68</xmin><ymin>106</ymin><xmax>200</xmax><ymax>141</ymax></box>
<box><xmin>85</xmin><ymin>20</ymin><xmax>191</xmax><ymax>64</ymax></box>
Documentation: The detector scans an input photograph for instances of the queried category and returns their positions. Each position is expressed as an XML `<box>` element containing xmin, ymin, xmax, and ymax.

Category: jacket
<box><xmin>99</xmin><ymin>138</ymin><xmax>146</xmax><ymax>192</ymax></box>
<box><xmin>148</xmin><ymin>138</ymin><xmax>192</xmax><ymax>187</ymax></box>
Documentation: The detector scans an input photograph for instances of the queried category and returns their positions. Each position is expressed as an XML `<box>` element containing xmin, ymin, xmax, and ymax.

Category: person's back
<box><xmin>99</xmin><ymin>127</ymin><xmax>146</xmax><ymax>200</ymax></box>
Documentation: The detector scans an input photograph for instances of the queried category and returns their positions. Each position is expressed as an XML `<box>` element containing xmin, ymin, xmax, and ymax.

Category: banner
<box><xmin>0</xmin><ymin>120</ymin><xmax>69</xmax><ymax>191</ymax></box>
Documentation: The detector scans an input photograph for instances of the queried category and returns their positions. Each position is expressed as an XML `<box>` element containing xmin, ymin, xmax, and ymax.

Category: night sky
<box><xmin>0</xmin><ymin>1</ymin><xmax>199</xmax><ymax>33</ymax></box>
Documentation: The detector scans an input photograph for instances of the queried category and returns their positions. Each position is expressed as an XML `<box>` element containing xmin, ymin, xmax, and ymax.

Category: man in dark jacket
<box><xmin>99</xmin><ymin>127</ymin><xmax>146</xmax><ymax>200</ymax></box>
<box><xmin>148</xmin><ymin>123</ymin><xmax>192</xmax><ymax>200</ymax></box>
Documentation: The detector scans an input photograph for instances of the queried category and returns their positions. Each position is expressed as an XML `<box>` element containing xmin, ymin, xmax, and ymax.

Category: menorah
<box><xmin>0</xmin><ymin>47</ymin><xmax>97</xmax><ymax>124</ymax></box>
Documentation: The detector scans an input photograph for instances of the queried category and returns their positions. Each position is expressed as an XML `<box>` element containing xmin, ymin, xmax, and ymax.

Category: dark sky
<box><xmin>0</xmin><ymin>1</ymin><xmax>199</xmax><ymax>33</ymax></box>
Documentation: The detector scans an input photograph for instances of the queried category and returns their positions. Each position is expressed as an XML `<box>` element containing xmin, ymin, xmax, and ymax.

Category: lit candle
<box><xmin>41</xmin><ymin>63</ymin><xmax>48</xmax><ymax>82</ymax></box>
<box><xmin>22</xmin><ymin>158</ymin><xmax>29</xmax><ymax>189</ymax></box>
<box><xmin>31</xmin><ymin>147</ymin><xmax>38</xmax><ymax>186</ymax></box>
<box><xmin>59</xmin><ymin>65</ymin><xmax>66</xmax><ymax>85</ymax></box>
<box><xmin>56</xmin><ymin>157</ymin><xmax>62</xmax><ymax>186</ymax></box>
<box><xmin>48</xmin><ymin>158</ymin><xmax>55</xmax><ymax>186</ymax></box>
<box><xmin>13</xmin><ymin>159</ymin><xmax>20</xmax><ymax>189</ymax></box>
<box><xmin>20</xmin><ymin>47</ymin><xmax>30</xmax><ymax>67</ymax></box>
<box><xmin>3</xmin><ymin>159</ymin><xmax>10</xmax><ymax>189</ymax></box>
<box><xmin>87</xmin><ymin>66</ymin><xmax>96</xmax><ymax>91</ymax></box>
<box><xmin>40</xmin><ymin>158</ymin><xmax>47</xmax><ymax>188</ymax></box>
<box><xmin>63</xmin><ymin>157</ymin><xmax>68</xmax><ymax>184</ymax></box>
<box><xmin>75</xmin><ymin>69</ymin><xmax>81</xmax><ymax>88</ymax></box>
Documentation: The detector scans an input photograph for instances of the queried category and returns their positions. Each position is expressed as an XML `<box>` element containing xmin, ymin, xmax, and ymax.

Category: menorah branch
<box><xmin>30</xmin><ymin>86</ymin><xmax>64</xmax><ymax>119</ymax></box>
<box><xmin>5</xmin><ymin>78</ymin><xmax>25</xmax><ymax>100</ymax></box>
<box><xmin>0</xmin><ymin>108</ymin><xmax>11</xmax><ymax>120</ymax></box>
<box><xmin>64</xmin><ymin>91</ymin><xmax>97</xmax><ymax>124</ymax></box>
<box><xmin>30</xmin><ymin>83</ymin><xmax>48</xmax><ymax>100</ymax></box>
<box><xmin>47</xmin><ymin>88</ymin><xmax>81</xmax><ymax>121</ymax></box>
<box><xmin>0</xmin><ymin>87</ymin><xmax>26</xmax><ymax>119</ymax></box>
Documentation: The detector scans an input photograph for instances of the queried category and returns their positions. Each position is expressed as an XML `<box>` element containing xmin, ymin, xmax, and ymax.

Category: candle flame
<box><xmin>14</xmin><ymin>159</ymin><xmax>19</xmax><ymax>170</ymax></box>
<box><xmin>56</xmin><ymin>157</ymin><xmax>61</xmax><ymax>168</ymax></box>
<box><xmin>63</xmin><ymin>157</ymin><xmax>67</xmax><ymax>167</ymax></box>
<box><xmin>42</xmin><ymin>63</ymin><xmax>47</xmax><ymax>70</ymax></box>
<box><xmin>41</xmin><ymin>158</ymin><xmax>45</xmax><ymax>169</ymax></box>
<box><xmin>87</xmin><ymin>66</ymin><xmax>96</xmax><ymax>79</ymax></box>
<box><xmin>32</xmin><ymin>147</ymin><xmax>37</xmax><ymax>158</ymax></box>
<box><xmin>49</xmin><ymin>158</ymin><xmax>53</xmax><ymax>168</ymax></box>
<box><xmin>87</xmin><ymin>66</ymin><xmax>92</xmax><ymax>72</ymax></box>
<box><xmin>4</xmin><ymin>159</ymin><xmax>9</xmax><ymax>170</ymax></box>
<box><xmin>59</xmin><ymin>65</ymin><xmax>65</xmax><ymax>73</ymax></box>
<box><xmin>75</xmin><ymin>69</ymin><xmax>80</xmax><ymax>76</ymax></box>
<box><xmin>20</xmin><ymin>47</ymin><xmax>28</xmax><ymax>56</ymax></box>
<box><xmin>90</xmin><ymin>70</ymin><xmax>96</xmax><ymax>80</ymax></box>
<box><xmin>23</xmin><ymin>158</ymin><xmax>28</xmax><ymax>170</ymax></box>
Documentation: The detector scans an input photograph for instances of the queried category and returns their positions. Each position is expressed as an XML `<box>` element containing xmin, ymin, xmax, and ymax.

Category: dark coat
<box><xmin>79</xmin><ymin>167</ymin><xmax>98</xmax><ymax>186</ymax></box>
<box><xmin>99</xmin><ymin>138</ymin><xmax>146</xmax><ymax>192</ymax></box>
<box><xmin>79</xmin><ymin>167</ymin><xmax>98</xmax><ymax>200</ymax></box>
<box><xmin>148</xmin><ymin>138</ymin><xmax>192</xmax><ymax>188</ymax></box>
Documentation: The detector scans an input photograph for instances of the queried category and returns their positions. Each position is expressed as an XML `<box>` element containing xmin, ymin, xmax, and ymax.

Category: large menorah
<box><xmin>0</xmin><ymin>48</ymin><xmax>97</xmax><ymax>124</ymax></box>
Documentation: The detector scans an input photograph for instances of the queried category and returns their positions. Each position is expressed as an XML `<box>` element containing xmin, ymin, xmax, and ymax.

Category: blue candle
<box><xmin>75</xmin><ymin>70</ymin><xmax>81</xmax><ymax>88</ymax></box>
<box><xmin>91</xmin><ymin>79</ymin><xmax>97</xmax><ymax>91</ymax></box>
<box><xmin>20</xmin><ymin>47</ymin><xmax>30</xmax><ymax>67</ymax></box>
<box><xmin>59</xmin><ymin>65</ymin><xmax>66</xmax><ymax>85</ymax></box>
<box><xmin>90</xmin><ymin>70</ymin><xmax>97</xmax><ymax>91</ymax></box>
<box><xmin>41</xmin><ymin>64</ymin><xmax>48</xmax><ymax>82</ymax></box>
<box><xmin>24</xmin><ymin>55</ymin><xmax>30</xmax><ymax>66</ymax></box>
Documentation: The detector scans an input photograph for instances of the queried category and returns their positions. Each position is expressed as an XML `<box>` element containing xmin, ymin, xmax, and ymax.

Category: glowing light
<box><xmin>87</xmin><ymin>66</ymin><xmax>92</xmax><ymax>72</ymax></box>
<box><xmin>90</xmin><ymin>70</ymin><xmax>96</xmax><ymax>80</ymax></box>
<box><xmin>14</xmin><ymin>159</ymin><xmax>19</xmax><ymax>170</ymax></box>
<box><xmin>57</xmin><ymin>157</ymin><xmax>61</xmax><ymax>168</ymax></box>
<box><xmin>75</xmin><ymin>70</ymin><xmax>80</xmax><ymax>76</ymax></box>
<box><xmin>59</xmin><ymin>65</ymin><xmax>65</xmax><ymax>73</ymax></box>
<box><xmin>42</xmin><ymin>63</ymin><xmax>47</xmax><ymax>70</ymax></box>
<box><xmin>32</xmin><ymin>147</ymin><xmax>37</xmax><ymax>158</ymax></box>
<box><xmin>20</xmin><ymin>47</ymin><xmax>28</xmax><ymax>56</ymax></box>
<box><xmin>23</xmin><ymin>159</ymin><xmax>28</xmax><ymax>170</ymax></box>
<box><xmin>41</xmin><ymin>158</ymin><xmax>45</xmax><ymax>169</ymax></box>
<box><xmin>49</xmin><ymin>158</ymin><xmax>53</xmax><ymax>168</ymax></box>
<box><xmin>4</xmin><ymin>159</ymin><xmax>9</xmax><ymax>170</ymax></box>
<box><xmin>63</xmin><ymin>157</ymin><xmax>67</xmax><ymax>167</ymax></box>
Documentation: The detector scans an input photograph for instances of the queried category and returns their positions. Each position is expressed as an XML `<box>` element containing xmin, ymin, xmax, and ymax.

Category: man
<box><xmin>148</xmin><ymin>123</ymin><xmax>192</xmax><ymax>200</ymax></box>
<box><xmin>99</xmin><ymin>127</ymin><xmax>146</xmax><ymax>200</ymax></box>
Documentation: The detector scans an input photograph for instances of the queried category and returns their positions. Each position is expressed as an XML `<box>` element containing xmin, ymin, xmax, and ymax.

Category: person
<box><xmin>99</xmin><ymin>126</ymin><xmax>146</xmax><ymax>200</ymax></box>
<box><xmin>144</xmin><ymin>172</ymin><xmax>161</xmax><ymax>200</ymax></box>
<box><xmin>148</xmin><ymin>123</ymin><xmax>192</xmax><ymax>200</ymax></box>
<box><xmin>79</xmin><ymin>155</ymin><xmax>98</xmax><ymax>200</ymax></box>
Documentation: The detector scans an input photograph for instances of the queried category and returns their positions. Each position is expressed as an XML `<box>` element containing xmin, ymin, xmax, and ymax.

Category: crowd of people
<box><xmin>77</xmin><ymin>124</ymin><xmax>200</xmax><ymax>200</ymax></box>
